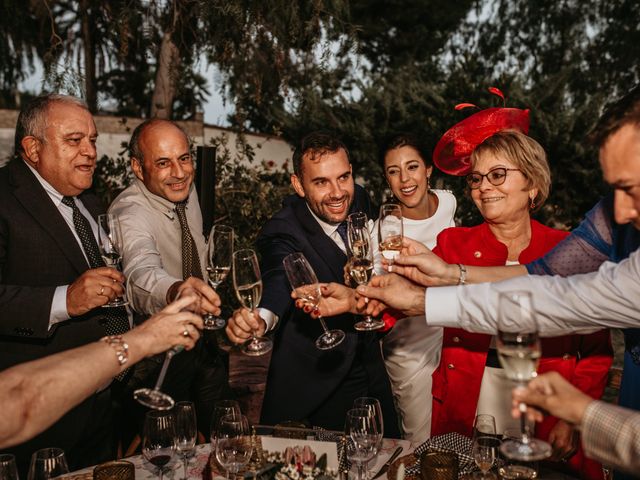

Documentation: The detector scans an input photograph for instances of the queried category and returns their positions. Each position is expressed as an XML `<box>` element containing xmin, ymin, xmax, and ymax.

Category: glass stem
<box><xmin>356</xmin><ymin>461</ymin><xmax>366</xmax><ymax>480</ymax></box>
<box><xmin>183</xmin><ymin>455</ymin><xmax>188</xmax><ymax>479</ymax></box>
<box><xmin>519</xmin><ymin>401</ymin><xmax>529</xmax><ymax>442</ymax></box>
<box><xmin>159</xmin><ymin>467</ymin><xmax>164</xmax><ymax>480</ymax></box>
<box><xmin>317</xmin><ymin>316</ymin><xmax>331</xmax><ymax>335</ymax></box>
<box><xmin>153</xmin><ymin>352</ymin><xmax>174</xmax><ymax>390</ymax></box>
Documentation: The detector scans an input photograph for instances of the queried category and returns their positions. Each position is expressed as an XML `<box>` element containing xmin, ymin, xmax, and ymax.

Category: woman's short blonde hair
<box><xmin>470</xmin><ymin>130</ymin><xmax>551</xmax><ymax>210</ymax></box>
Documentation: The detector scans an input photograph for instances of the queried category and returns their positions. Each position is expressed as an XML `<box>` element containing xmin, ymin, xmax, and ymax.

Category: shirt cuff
<box><xmin>258</xmin><ymin>308</ymin><xmax>279</xmax><ymax>332</ymax></box>
<box><xmin>49</xmin><ymin>285</ymin><xmax>71</xmax><ymax>331</ymax></box>
<box><xmin>425</xmin><ymin>286</ymin><xmax>461</xmax><ymax>328</ymax></box>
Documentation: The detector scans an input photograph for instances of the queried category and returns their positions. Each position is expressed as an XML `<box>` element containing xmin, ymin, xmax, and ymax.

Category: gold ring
<box><xmin>182</xmin><ymin>329</ymin><xmax>190</xmax><ymax>337</ymax></box>
<box><xmin>99</xmin><ymin>286</ymin><xmax>105</xmax><ymax>296</ymax></box>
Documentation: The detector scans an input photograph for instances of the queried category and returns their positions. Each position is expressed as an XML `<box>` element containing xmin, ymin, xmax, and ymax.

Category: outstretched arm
<box><xmin>0</xmin><ymin>296</ymin><xmax>202</xmax><ymax>448</ymax></box>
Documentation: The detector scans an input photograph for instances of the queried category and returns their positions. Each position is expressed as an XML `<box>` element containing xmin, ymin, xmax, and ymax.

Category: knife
<box><xmin>372</xmin><ymin>445</ymin><xmax>404</xmax><ymax>479</ymax></box>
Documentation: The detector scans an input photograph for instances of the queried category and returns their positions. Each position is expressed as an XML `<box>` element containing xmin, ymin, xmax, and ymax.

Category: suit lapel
<box><xmin>9</xmin><ymin>160</ymin><xmax>90</xmax><ymax>275</ymax></box>
<box><xmin>292</xmin><ymin>198</ymin><xmax>348</xmax><ymax>281</ymax></box>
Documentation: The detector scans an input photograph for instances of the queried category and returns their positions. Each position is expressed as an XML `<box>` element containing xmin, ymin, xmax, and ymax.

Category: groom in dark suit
<box><xmin>227</xmin><ymin>131</ymin><xmax>399</xmax><ymax>435</ymax></box>
<box><xmin>0</xmin><ymin>94</ymin><xmax>128</xmax><ymax>472</ymax></box>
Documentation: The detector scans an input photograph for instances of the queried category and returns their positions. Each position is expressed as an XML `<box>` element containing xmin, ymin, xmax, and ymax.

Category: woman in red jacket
<box><xmin>430</xmin><ymin>128</ymin><xmax>612</xmax><ymax>480</ymax></box>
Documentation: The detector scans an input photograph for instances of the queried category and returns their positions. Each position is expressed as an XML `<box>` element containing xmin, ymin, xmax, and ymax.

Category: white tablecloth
<box><xmin>65</xmin><ymin>437</ymin><xmax>411</xmax><ymax>479</ymax></box>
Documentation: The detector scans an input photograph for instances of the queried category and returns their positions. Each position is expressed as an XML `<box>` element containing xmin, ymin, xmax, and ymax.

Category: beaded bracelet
<box><xmin>100</xmin><ymin>335</ymin><xmax>129</xmax><ymax>366</ymax></box>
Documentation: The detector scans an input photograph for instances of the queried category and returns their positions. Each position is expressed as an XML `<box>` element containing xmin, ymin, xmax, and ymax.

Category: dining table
<box><xmin>62</xmin><ymin>437</ymin><xmax>412</xmax><ymax>480</ymax></box>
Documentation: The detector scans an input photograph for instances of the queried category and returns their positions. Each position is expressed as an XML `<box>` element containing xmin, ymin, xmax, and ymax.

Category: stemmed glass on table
<box><xmin>215</xmin><ymin>413</ymin><xmax>252</xmax><ymax>480</ymax></box>
<box><xmin>377</xmin><ymin>204</ymin><xmax>403</xmax><ymax>263</ymax></box>
<box><xmin>133</xmin><ymin>290</ymin><xmax>202</xmax><ymax>410</ymax></box>
<box><xmin>142</xmin><ymin>410</ymin><xmax>176</xmax><ymax>480</ymax></box>
<box><xmin>283</xmin><ymin>252</ymin><xmax>346</xmax><ymax>350</ymax></box>
<box><xmin>210</xmin><ymin>400</ymin><xmax>242</xmax><ymax>450</ymax></box>
<box><xmin>0</xmin><ymin>454</ymin><xmax>19</xmax><ymax>480</ymax></box>
<box><xmin>27</xmin><ymin>448</ymin><xmax>69</xmax><ymax>480</ymax></box>
<box><xmin>233</xmin><ymin>249</ymin><xmax>273</xmax><ymax>356</ymax></box>
<box><xmin>353</xmin><ymin>397</ymin><xmax>384</xmax><ymax>478</ymax></box>
<box><xmin>97</xmin><ymin>213</ymin><xmax>129</xmax><ymax>307</ymax></box>
<box><xmin>345</xmin><ymin>408</ymin><xmax>380</xmax><ymax>480</ymax></box>
<box><xmin>204</xmin><ymin>225</ymin><xmax>234</xmax><ymax>330</ymax></box>
<box><xmin>175</xmin><ymin>401</ymin><xmax>197</xmax><ymax>479</ymax></box>
<box><xmin>496</xmin><ymin>291</ymin><xmax>551</xmax><ymax>463</ymax></box>
<box><xmin>472</xmin><ymin>435</ymin><xmax>500</xmax><ymax>479</ymax></box>
<box><xmin>347</xmin><ymin>212</ymin><xmax>384</xmax><ymax>331</ymax></box>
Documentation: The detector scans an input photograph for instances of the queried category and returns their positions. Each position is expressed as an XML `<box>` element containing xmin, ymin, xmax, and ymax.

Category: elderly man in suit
<box><xmin>226</xmin><ymin>131</ymin><xmax>399</xmax><ymax>435</ymax></box>
<box><xmin>0</xmin><ymin>94</ymin><xmax>129</xmax><ymax>472</ymax></box>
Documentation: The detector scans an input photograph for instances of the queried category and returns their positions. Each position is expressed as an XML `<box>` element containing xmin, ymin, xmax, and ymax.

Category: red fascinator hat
<box><xmin>432</xmin><ymin>88</ymin><xmax>530</xmax><ymax>176</ymax></box>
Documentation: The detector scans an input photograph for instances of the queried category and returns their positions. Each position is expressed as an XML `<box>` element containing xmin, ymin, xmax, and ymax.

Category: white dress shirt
<box><xmin>425</xmin><ymin>248</ymin><xmax>640</xmax><ymax>334</ymax></box>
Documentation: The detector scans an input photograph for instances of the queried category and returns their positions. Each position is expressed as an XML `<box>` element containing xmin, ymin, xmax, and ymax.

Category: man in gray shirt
<box><xmin>110</xmin><ymin>119</ymin><xmax>231</xmax><ymax>437</ymax></box>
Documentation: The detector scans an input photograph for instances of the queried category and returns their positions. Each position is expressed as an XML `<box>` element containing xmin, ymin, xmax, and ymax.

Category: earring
<box><xmin>426</xmin><ymin>176</ymin><xmax>431</xmax><ymax>190</ymax></box>
<box><xmin>529</xmin><ymin>197</ymin><xmax>536</xmax><ymax>209</ymax></box>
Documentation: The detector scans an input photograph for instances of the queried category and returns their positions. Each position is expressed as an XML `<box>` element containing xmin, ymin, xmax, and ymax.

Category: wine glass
<box><xmin>215</xmin><ymin>413</ymin><xmax>252</xmax><ymax>479</ymax></box>
<box><xmin>0</xmin><ymin>454</ymin><xmax>18</xmax><ymax>480</ymax></box>
<box><xmin>473</xmin><ymin>414</ymin><xmax>497</xmax><ymax>439</ymax></box>
<box><xmin>142</xmin><ymin>410</ymin><xmax>177</xmax><ymax>480</ymax></box>
<box><xmin>175</xmin><ymin>401</ymin><xmax>197</xmax><ymax>479</ymax></box>
<box><xmin>27</xmin><ymin>448</ymin><xmax>69</xmax><ymax>480</ymax></box>
<box><xmin>472</xmin><ymin>436</ymin><xmax>500</xmax><ymax>479</ymax></box>
<box><xmin>283</xmin><ymin>252</ymin><xmax>346</xmax><ymax>350</ymax></box>
<box><xmin>210</xmin><ymin>399</ymin><xmax>242</xmax><ymax>450</ymax></box>
<box><xmin>233</xmin><ymin>249</ymin><xmax>273</xmax><ymax>356</ymax></box>
<box><xmin>204</xmin><ymin>225</ymin><xmax>234</xmax><ymax>330</ymax></box>
<box><xmin>353</xmin><ymin>397</ymin><xmax>384</xmax><ymax>477</ymax></box>
<box><xmin>378</xmin><ymin>204</ymin><xmax>403</xmax><ymax>263</ymax></box>
<box><xmin>134</xmin><ymin>289</ymin><xmax>201</xmax><ymax>409</ymax></box>
<box><xmin>347</xmin><ymin>213</ymin><xmax>384</xmax><ymax>331</ymax></box>
<box><xmin>97</xmin><ymin>213</ymin><xmax>129</xmax><ymax>307</ymax></box>
<box><xmin>345</xmin><ymin>408</ymin><xmax>379</xmax><ymax>480</ymax></box>
<box><xmin>496</xmin><ymin>291</ymin><xmax>551</xmax><ymax>462</ymax></box>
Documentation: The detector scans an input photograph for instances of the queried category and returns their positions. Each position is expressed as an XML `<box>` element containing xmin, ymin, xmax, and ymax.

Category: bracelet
<box><xmin>100</xmin><ymin>335</ymin><xmax>129</xmax><ymax>366</ymax></box>
<box><xmin>457</xmin><ymin>264</ymin><xmax>467</xmax><ymax>285</ymax></box>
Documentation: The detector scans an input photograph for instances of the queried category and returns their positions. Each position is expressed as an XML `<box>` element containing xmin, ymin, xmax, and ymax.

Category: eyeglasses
<box><xmin>466</xmin><ymin>168</ymin><xmax>522</xmax><ymax>189</ymax></box>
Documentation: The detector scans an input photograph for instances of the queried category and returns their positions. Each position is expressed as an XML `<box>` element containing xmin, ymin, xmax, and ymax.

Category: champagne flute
<box><xmin>210</xmin><ymin>400</ymin><xmax>242</xmax><ymax>450</ymax></box>
<box><xmin>97</xmin><ymin>213</ymin><xmax>129</xmax><ymax>307</ymax></box>
<box><xmin>347</xmin><ymin>213</ymin><xmax>383</xmax><ymax>331</ymax></box>
<box><xmin>472</xmin><ymin>436</ymin><xmax>500</xmax><ymax>478</ymax></box>
<box><xmin>204</xmin><ymin>225</ymin><xmax>234</xmax><ymax>330</ymax></box>
<box><xmin>378</xmin><ymin>204</ymin><xmax>403</xmax><ymax>263</ymax></box>
<box><xmin>496</xmin><ymin>291</ymin><xmax>551</xmax><ymax>462</ymax></box>
<box><xmin>0</xmin><ymin>454</ymin><xmax>18</xmax><ymax>480</ymax></box>
<box><xmin>27</xmin><ymin>448</ymin><xmax>69</xmax><ymax>480</ymax></box>
<box><xmin>233</xmin><ymin>249</ymin><xmax>273</xmax><ymax>356</ymax></box>
<box><xmin>134</xmin><ymin>289</ymin><xmax>201</xmax><ymax>410</ymax></box>
<box><xmin>283</xmin><ymin>252</ymin><xmax>346</xmax><ymax>350</ymax></box>
<box><xmin>175</xmin><ymin>401</ymin><xmax>197</xmax><ymax>479</ymax></box>
<box><xmin>353</xmin><ymin>397</ymin><xmax>384</xmax><ymax>478</ymax></box>
<box><xmin>142</xmin><ymin>410</ymin><xmax>177</xmax><ymax>480</ymax></box>
<box><xmin>345</xmin><ymin>408</ymin><xmax>379</xmax><ymax>480</ymax></box>
<box><xmin>215</xmin><ymin>413</ymin><xmax>252</xmax><ymax>480</ymax></box>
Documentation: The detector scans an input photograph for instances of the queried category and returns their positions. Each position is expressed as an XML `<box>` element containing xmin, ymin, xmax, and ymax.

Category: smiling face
<box><xmin>600</xmin><ymin>123</ymin><xmax>640</xmax><ymax>229</ymax></box>
<box><xmin>384</xmin><ymin>145</ymin><xmax>433</xmax><ymax>219</ymax></box>
<box><xmin>131</xmin><ymin>121</ymin><xmax>194</xmax><ymax>203</ymax></box>
<box><xmin>291</xmin><ymin>148</ymin><xmax>354</xmax><ymax>224</ymax></box>
<box><xmin>470</xmin><ymin>150</ymin><xmax>537</xmax><ymax>225</ymax></box>
<box><xmin>21</xmin><ymin>102</ymin><xmax>98</xmax><ymax>196</ymax></box>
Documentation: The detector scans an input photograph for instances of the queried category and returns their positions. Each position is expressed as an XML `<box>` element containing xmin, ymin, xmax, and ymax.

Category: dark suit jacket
<box><xmin>257</xmin><ymin>185</ymin><xmax>391</xmax><ymax>426</ymax></box>
<box><xmin>0</xmin><ymin>159</ymin><xmax>112</xmax><ymax>460</ymax></box>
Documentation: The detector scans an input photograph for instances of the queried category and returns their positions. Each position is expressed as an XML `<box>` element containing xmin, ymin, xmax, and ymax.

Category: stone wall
<box><xmin>0</xmin><ymin>109</ymin><xmax>293</xmax><ymax>170</ymax></box>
